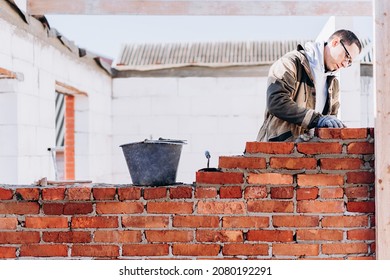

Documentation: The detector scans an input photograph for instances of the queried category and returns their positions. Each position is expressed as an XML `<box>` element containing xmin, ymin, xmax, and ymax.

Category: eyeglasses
<box><xmin>340</xmin><ymin>40</ymin><xmax>352</xmax><ymax>67</ymax></box>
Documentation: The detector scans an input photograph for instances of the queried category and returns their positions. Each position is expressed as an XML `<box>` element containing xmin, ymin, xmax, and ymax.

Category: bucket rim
<box><xmin>120</xmin><ymin>138</ymin><xmax>187</xmax><ymax>147</ymax></box>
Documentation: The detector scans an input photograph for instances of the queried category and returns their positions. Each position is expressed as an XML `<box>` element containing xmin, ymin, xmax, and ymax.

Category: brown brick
<box><xmin>92</xmin><ymin>187</ymin><xmax>116</xmax><ymax>200</ymax></box>
<box><xmin>0</xmin><ymin>188</ymin><xmax>13</xmax><ymax>200</ymax></box>
<box><xmin>345</xmin><ymin>187</ymin><xmax>369</xmax><ymax>199</ymax></box>
<box><xmin>223</xmin><ymin>244</ymin><xmax>268</xmax><ymax>256</ymax></box>
<box><xmin>320</xmin><ymin>158</ymin><xmax>362</xmax><ymax>170</ymax></box>
<box><xmin>322</xmin><ymin>243</ymin><xmax>368</xmax><ymax>254</ymax></box>
<box><xmin>25</xmin><ymin>217</ymin><xmax>68</xmax><ymax>228</ymax></box>
<box><xmin>170</xmin><ymin>186</ymin><xmax>192</xmax><ymax>199</ymax></box>
<box><xmin>273</xmin><ymin>244</ymin><xmax>319</xmax><ymax>256</ymax></box>
<box><xmin>270</xmin><ymin>157</ymin><xmax>317</xmax><ymax>170</ymax></box>
<box><xmin>347</xmin><ymin>201</ymin><xmax>375</xmax><ymax>213</ymax></box>
<box><xmin>347</xmin><ymin>229</ymin><xmax>375</xmax><ymax>240</ymax></box>
<box><xmin>248</xmin><ymin>173</ymin><xmax>293</xmax><ymax>185</ymax></box>
<box><xmin>297</xmin><ymin>174</ymin><xmax>344</xmax><ymax>186</ymax></box>
<box><xmin>173</xmin><ymin>216</ymin><xmax>219</xmax><ymax>228</ymax></box>
<box><xmin>297</xmin><ymin>142</ymin><xmax>342</xmax><ymax>154</ymax></box>
<box><xmin>20</xmin><ymin>245</ymin><xmax>68</xmax><ymax>257</ymax></box>
<box><xmin>146</xmin><ymin>230</ymin><xmax>193</xmax><ymax>242</ymax></box>
<box><xmin>122</xmin><ymin>216</ymin><xmax>169</xmax><ymax>228</ymax></box>
<box><xmin>198</xmin><ymin>201</ymin><xmax>245</xmax><ymax>214</ymax></box>
<box><xmin>297</xmin><ymin>201</ymin><xmax>344</xmax><ymax>213</ymax></box>
<box><xmin>322</xmin><ymin>216</ymin><xmax>369</xmax><ymax>228</ymax></box>
<box><xmin>196</xmin><ymin>172</ymin><xmax>244</xmax><ymax>184</ymax></box>
<box><xmin>247</xmin><ymin>230</ymin><xmax>293</xmax><ymax>242</ymax></box>
<box><xmin>245</xmin><ymin>142</ymin><xmax>294</xmax><ymax>154</ymax></box>
<box><xmin>271</xmin><ymin>186</ymin><xmax>294</xmax><ymax>199</ymax></box>
<box><xmin>0</xmin><ymin>217</ymin><xmax>17</xmax><ymax>229</ymax></box>
<box><xmin>296</xmin><ymin>229</ymin><xmax>343</xmax><ymax>241</ymax></box>
<box><xmin>273</xmin><ymin>215</ymin><xmax>319</xmax><ymax>227</ymax></box>
<box><xmin>219</xmin><ymin>156</ymin><xmax>266</xmax><ymax>169</ymax></box>
<box><xmin>123</xmin><ymin>244</ymin><xmax>169</xmax><ymax>256</ymax></box>
<box><xmin>196</xmin><ymin>230</ymin><xmax>243</xmax><ymax>242</ymax></box>
<box><xmin>15</xmin><ymin>188</ymin><xmax>39</xmax><ymax>200</ymax></box>
<box><xmin>94</xmin><ymin>230</ymin><xmax>142</xmax><ymax>243</ymax></box>
<box><xmin>42</xmin><ymin>188</ymin><xmax>65</xmax><ymax>200</ymax></box>
<box><xmin>220</xmin><ymin>186</ymin><xmax>242</xmax><ymax>198</ymax></box>
<box><xmin>0</xmin><ymin>232</ymin><xmax>40</xmax><ymax>244</ymax></box>
<box><xmin>63</xmin><ymin>202</ymin><xmax>93</xmax><ymax>215</ymax></box>
<box><xmin>71</xmin><ymin>216</ymin><xmax>118</xmax><ymax>228</ymax></box>
<box><xmin>347</xmin><ymin>172</ymin><xmax>375</xmax><ymax>184</ymax></box>
<box><xmin>319</xmin><ymin>187</ymin><xmax>344</xmax><ymax>199</ymax></box>
<box><xmin>43</xmin><ymin>231</ymin><xmax>91</xmax><ymax>243</ymax></box>
<box><xmin>248</xmin><ymin>200</ymin><xmax>293</xmax><ymax>213</ymax></box>
<box><xmin>341</xmin><ymin>128</ymin><xmax>367</xmax><ymax>139</ymax></box>
<box><xmin>195</xmin><ymin>187</ymin><xmax>217</xmax><ymax>198</ymax></box>
<box><xmin>297</xmin><ymin>187</ymin><xmax>318</xmax><ymax>200</ymax></box>
<box><xmin>347</xmin><ymin>142</ymin><xmax>374</xmax><ymax>154</ymax></box>
<box><xmin>118</xmin><ymin>187</ymin><xmax>141</xmax><ymax>200</ymax></box>
<box><xmin>67</xmin><ymin>187</ymin><xmax>92</xmax><ymax>200</ymax></box>
<box><xmin>72</xmin><ymin>245</ymin><xmax>119</xmax><ymax>257</ymax></box>
<box><xmin>144</xmin><ymin>187</ymin><xmax>167</xmax><ymax>200</ymax></box>
<box><xmin>96</xmin><ymin>202</ymin><xmax>144</xmax><ymax>214</ymax></box>
<box><xmin>0</xmin><ymin>247</ymin><xmax>16</xmax><ymax>258</ymax></box>
<box><xmin>147</xmin><ymin>202</ymin><xmax>193</xmax><ymax>214</ymax></box>
<box><xmin>223</xmin><ymin>216</ymin><xmax>269</xmax><ymax>228</ymax></box>
<box><xmin>0</xmin><ymin>202</ymin><xmax>39</xmax><ymax>214</ymax></box>
<box><xmin>172</xmin><ymin>244</ymin><xmax>220</xmax><ymax>256</ymax></box>
<box><xmin>316</xmin><ymin>128</ymin><xmax>342</xmax><ymax>139</ymax></box>
<box><xmin>42</xmin><ymin>203</ymin><xmax>64</xmax><ymax>215</ymax></box>
<box><xmin>244</xmin><ymin>186</ymin><xmax>267</xmax><ymax>199</ymax></box>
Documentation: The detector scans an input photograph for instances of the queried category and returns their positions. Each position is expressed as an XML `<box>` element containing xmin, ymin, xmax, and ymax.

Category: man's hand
<box><xmin>317</xmin><ymin>115</ymin><xmax>346</xmax><ymax>128</ymax></box>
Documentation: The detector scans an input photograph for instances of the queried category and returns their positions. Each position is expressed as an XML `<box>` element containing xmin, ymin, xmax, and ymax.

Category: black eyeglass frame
<box><xmin>340</xmin><ymin>40</ymin><xmax>353</xmax><ymax>67</ymax></box>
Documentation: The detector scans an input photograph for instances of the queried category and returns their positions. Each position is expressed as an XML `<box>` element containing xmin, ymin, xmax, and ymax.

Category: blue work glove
<box><xmin>317</xmin><ymin>115</ymin><xmax>346</xmax><ymax>128</ymax></box>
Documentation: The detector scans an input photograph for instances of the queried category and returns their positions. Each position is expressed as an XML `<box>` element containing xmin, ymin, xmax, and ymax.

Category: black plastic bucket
<box><xmin>120</xmin><ymin>139</ymin><xmax>186</xmax><ymax>186</ymax></box>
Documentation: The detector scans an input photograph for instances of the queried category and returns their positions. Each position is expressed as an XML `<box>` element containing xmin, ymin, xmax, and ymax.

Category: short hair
<box><xmin>328</xmin><ymin>29</ymin><xmax>362</xmax><ymax>53</ymax></box>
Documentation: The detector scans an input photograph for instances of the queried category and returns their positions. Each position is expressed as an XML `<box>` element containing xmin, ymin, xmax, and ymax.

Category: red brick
<box><xmin>347</xmin><ymin>229</ymin><xmax>375</xmax><ymax>240</ymax></box>
<box><xmin>43</xmin><ymin>231</ymin><xmax>91</xmax><ymax>243</ymax></box>
<box><xmin>320</xmin><ymin>158</ymin><xmax>362</xmax><ymax>170</ymax></box>
<box><xmin>244</xmin><ymin>186</ymin><xmax>267</xmax><ymax>199</ymax></box>
<box><xmin>296</xmin><ymin>229</ymin><xmax>343</xmax><ymax>241</ymax></box>
<box><xmin>96</xmin><ymin>202</ymin><xmax>144</xmax><ymax>214</ymax></box>
<box><xmin>297</xmin><ymin>142</ymin><xmax>342</xmax><ymax>154</ymax></box>
<box><xmin>297</xmin><ymin>174</ymin><xmax>344</xmax><ymax>186</ymax></box>
<box><xmin>347</xmin><ymin>142</ymin><xmax>374</xmax><ymax>154</ymax></box>
<box><xmin>198</xmin><ymin>201</ymin><xmax>245</xmax><ymax>214</ymax></box>
<box><xmin>15</xmin><ymin>188</ymin><xmax>40</xmax><ymax>200</ymax></box>
<box><xmin>146</xmin><ymin>230</ymin><xmax>193</xmax><ymax>242</ymax></box>
<box><xmin>247</xmin><ymin>230</ymin><xmax>293</xmax><ymax>242</ymax></box>
<box><xmin>271</xmin><ymin>186</ymin><xmax>294</xmax><ymax>199</ymax></box>
<box><xmin>220</xmin><ymin>186</ymin><xmax>242</xmax><ymax>198</ymax></box>
<box><xmin>67</xmin><ymin>187</ymin><xmax>92</xmax><ymax>200</ymax></box>
<box><xmin>172</xmin><ymin>244</ymin><xmax>220</xmax><ymax>256</ymax></box>
<box><xmin>123</xmin><ymin>244</ymin><xmax>169</xmax><ymax>256</ymax></box>
<box><xmin>219</xmin><ymin>156</ymin><xmax>266</xmax><ymax>169</ymax></box>
<box><xmin>196</xmin><ymin>230</ymin><xmax>243</xmax><ymax>242</ymax></box>
<box><xmin>341</xmin><ymin>128</ymin><xmax>367</xmax><ymax>139</ymax></box>
<box><xmin>273</xmin><ymin>215</ymin><xmax>319</xmax><ymax>227</ymax></box>
<box><xmin>173</xmin><ymin>216</ymin><xmax>219</xmax><ymax>228</ymax></box>
<box><xmin>248</xmin><ymin>200</ymin><xmax>293</xmax><ymax>213</ymax></box>
<box><xmin>72</xmin><ymin>245</ymin><xmax>119</xmax><ymax>257</ymax></box>
<box><xmin>347</xmin><ymin>201</ymin><xmax>375</xmax><ymax>213</ymax></box>
<box><xmin>0</xmin><ymin>247</ymin><xmax>16</xmax><ymax>258</ymax></box>
<box><xmin>347</xmin><ymin>172</ymin><xmax>375</xmax><ymax>184</ymax></box>
<box><xmin>222</xmin><ymin>216</ymin><xmax>269</xmax><ymax>228</ymax></box>
<box><xmin>0</xmin><ymin>202</ymin><xmax>39</xmax><ymax>214</ymax></box>
<box><xmin>92</xmin><ymin>187</ymin><xmax>116</xmax><ymax>200</ymax></box>
<box><xmin>0</xmin><ymin>232</ymin><xmax>40</xmax><ymax>244</ymax></box>
<box><xmin>170</xmin><ymin>186</ymin><xmax>192</xmax><ymax>199</ymax></box>
<box><xmin>144</xmin><ymin>187</ymin><xmax>167</xmax><ymax>200</ymax></box>
<box><xmin>297</xmin><ymin>187</ymin><xmax>318</xmax><ymax>200</ymax></box>
<box><xmin>42</xmin><ymin>188</ymin><xmax>65</xmax><ymax>200</ymax></box>
<box><xmin>247</xmin><ymin>173</ymin><xmax>293</xmax><ymax>185</ymax></box>
<box><xmin>345</xmin><ymin>187</ymin><xmax>369</xmax><ymax>199</ymax></box>
<box><xmin>322</xmin><ymin>216</ymin><xmax>369</xmax><ymax>227</ymax></box>
<box><xmin>0</xmin><ymin>189</ymin><xmax>13</xmax><ymax>200</ymax></box>
<box><xmin>25</xmin><ymin>217</ymin><xmax>68</xmax><ymax>228</ymax></box>
<box><xmin>195</xmin><ymin>187</ymin><xmax>217</xmax><ymax>198</ymax></box>
<box><xmin>63</xmin><ymin>202</ymin><xmax>93</xmax><ymax>215</ymax></box>
<box><xmin>94</xmin><ymin>230</ymin><xmax>142</xmax><ymax>243</ymax></box>
<box><xmin>122</xmin><ymin>216</ymin><xmax>169</xmax><ymax>228</ymax></box>
<box><xmin>42</xmin><ymin>203</ymin><xmax>64</xmax><ymax>215</ymax></box>
<box><xmin>118</xmin><ymin>187</ymin><xmax>141</xmax><ymax>200</ymax></box>
<box><xmin>270</xmin><ymin>157</ymin><xmax>317</xmax><ymax>170</ymax></box>
<box><xmin>319</xmin><ymin>187</ymin><xmax>344</xmax><ymax>199</ymax></box>
<box><xmin>322</xmin><ymin>243</ymin><xmax>368</xmax><ymax>254</ymax></box>
<box><xmin>147</xmin><ymin>202</ymin><xmax>193</xmax><ymax>214</ymax></box>
<box><xmin>245</xmin><ymin>142</ymin><xmax>294</xmax><ymax>154</ymax></box>
<box><xmin>273</xmin><ymin>244</ymin><xmax>319</xmax><ymax>256</ymax></box>
<box><xmin>196</xmin><ymin>171</ymin><xmax>244</xmax><ymax>184</ymax></box>
<box><xmin>222</xmin><ymin>244</ymin><xmax>268</xmax><ymax>256</ymax></box>
<box><xmin>297</xmin><ymin>201</ymin><xmax>344</xmax><ymax>213</ymax></box>
<box><xmin>316</xmin><ymin>128</ymin><xmax>342</xmax><ymax>139</ymax></box>
<box><xmin>71</xmin><ymin>216</ymin><xmax>118</xmax><ymax>228</ymax></box>
<box><xmin>20</xmin><ymin>245</ymin><xmax>68</xmax><ymax>257</ymax></box>
<box><xmin>0</xmin><ymin>218</ymin><xmax>17</xmax><ymax>229</ymax></box>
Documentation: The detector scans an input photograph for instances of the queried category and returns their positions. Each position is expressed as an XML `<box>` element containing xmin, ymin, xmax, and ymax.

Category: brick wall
<box><xmin>0</xmin><ymin>128</ymin><xmax>375</xmax><ymax>259</ymax></box>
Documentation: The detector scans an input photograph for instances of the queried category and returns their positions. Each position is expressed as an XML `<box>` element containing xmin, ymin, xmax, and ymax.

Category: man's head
<box><xmin>324</xmin><ymin>29</ymin><xmax>362</xmax><ymax>72</ymax></box>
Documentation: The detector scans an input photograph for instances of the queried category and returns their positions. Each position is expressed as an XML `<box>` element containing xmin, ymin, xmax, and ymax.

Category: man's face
<box><xmin>324</xmin><ymin>37</ymin><xmax>360</xmax><ymax>72</ymax></box>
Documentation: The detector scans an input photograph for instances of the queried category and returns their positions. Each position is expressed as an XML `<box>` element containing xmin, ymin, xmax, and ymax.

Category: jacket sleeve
<box><xmin>266</xmin><ymin>53</ymin><xmax>320</xmax><ymax>129</ymax></box>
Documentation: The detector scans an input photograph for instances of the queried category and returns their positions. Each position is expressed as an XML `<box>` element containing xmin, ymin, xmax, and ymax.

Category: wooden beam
<box><xmin>374</xmin><ymin>0</ymin><xmax>390</xmax><ymax>260</ymax></box>
<box><xmin>27</xmin><ymin>0</ymin><xmax>372</xmax><ymax>16</ymax></box>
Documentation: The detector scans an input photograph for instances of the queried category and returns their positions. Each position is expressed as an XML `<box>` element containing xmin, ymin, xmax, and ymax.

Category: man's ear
<box><xmin>331</xmin><ymin>37</ymin><xmax>340</xmax><ymax>47</ymax></box>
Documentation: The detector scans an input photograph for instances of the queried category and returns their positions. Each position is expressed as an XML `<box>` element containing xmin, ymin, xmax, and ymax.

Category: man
<box><xmin>256</xmin><ymin>29</ymin><xmax>362</xmax><ymax>142</ymax></box>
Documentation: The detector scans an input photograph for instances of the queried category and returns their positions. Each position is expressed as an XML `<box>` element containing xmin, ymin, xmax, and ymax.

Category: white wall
<box><xmin>112</xmin><ymin>76</ymin><xmax>267</xmax><ymax>184</ymax></box>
